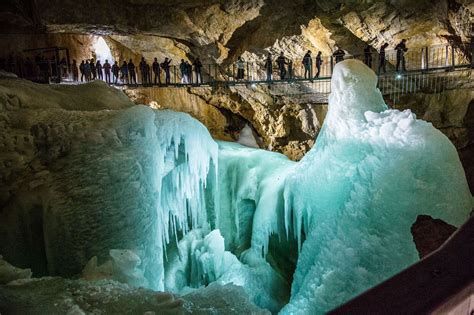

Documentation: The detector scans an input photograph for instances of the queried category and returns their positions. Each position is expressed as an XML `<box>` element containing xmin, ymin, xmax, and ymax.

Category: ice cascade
<box><xmin>157</xmin><ymin>60</ymin><xmax>471</xmax><ymax>313</ymax></box>
<box><xmin>110</xmin><ymin>107</ymin><xmax>218</xmax><ymax>291</ymax></box>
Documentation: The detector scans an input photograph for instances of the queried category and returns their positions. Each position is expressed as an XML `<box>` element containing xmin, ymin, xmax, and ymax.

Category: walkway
<box><xmin>3</xmin><ymin>44</ymin><xmax>473</xmax><ymax>104</ymax></box>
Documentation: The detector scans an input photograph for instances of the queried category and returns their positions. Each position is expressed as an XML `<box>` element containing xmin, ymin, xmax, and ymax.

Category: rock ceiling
<box><xmin>1</xmin><ymin>0</ymin><xmax>472</xmax><ymax>64</ymax></box>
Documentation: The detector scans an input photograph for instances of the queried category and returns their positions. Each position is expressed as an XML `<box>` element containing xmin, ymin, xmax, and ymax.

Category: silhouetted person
<box><xmin>72</xmin><ymin>59</ymin><xmax>79</xmax><ymax>82</ymax></box>
<box><xmin>395</xmin><ymin>39</ymin><xmax>408</xmax><ymax>72</ymax></box>
<box><xmin>152</xmin><ymin>57</ymin><xmax>161</xmax><ymax>85</ymax></box>
<box><xmin>84</xmin><ymin>60</ymin><xmax>91</xmax><ymax>81</ymax></box>
<box><xmin>128</xmin><ymin>59</ymin><xmax>137</xmax><ymax>84</ymax></box>
<box><xmin>193</xmin><ymin>57</ymin><xmax>203</xmax><ymax>84</ymax></box>
<box><xmin>186</xmin><ymin>61</ymin><xmax>192</xmax><ymax>84</ymax></box>
<box><xmin>161</xmin><ymin>58</ymin><xmax>172</xmax><ymax>85</ymax></box>
<box><xmin>303</xmin><ymin>50</ymin><xmax>312</xmax><ymax>79</ymax></box>
<box><xmin>59</xmin><ymin>58</ymin><xmax>67</xmax><ymax>78</ymax></box>
<box><xmin>90</xmin><ymin>59</ymin><xmax>96</xmax><ymax>80</ymax></box>
<box><xmin>146</xmin><ymin>63</ymin><xmax>151</xmax><ymax>84</ymax></box>
<box><xmin>276</xmin><ymin>52</ymin><xmax>287</xmax><ymax>80</ymax></box>
<box><xmin>50</xmin><ymin>56</ymin><xmax>57</xmax><ymax>79</ymax></box>
<box><xmin>315</xmin><ymin>51</ymin><xmax>322</xmax><ymax>78</ymax></box>
<box><xmin>103</xmin><ymin>59</ymin><xmax>111</xmax><ymax>83</ymax></box>
<box><xmin>364</xmin><ymin>45</ymin><xmax>372</xmax><ymax>68</ymax></box>
<box><xmin>112</xmin><ymin>61</ymin><xmax>120</xmax><ymax>84</ymax></box>
<box><xmin>264</xmin><ymin>53</ymin><xmax>273</xmax><ymax>81</ymax></box>
<box><xmin>139</xmin><ymin>57</ymin><xmax>148</xmax><ymax>84</ymax></box>
<box><xmin>333</xmin><ymin>47</ymin><xmax>345</xmax><ymax>63</ymax></box>
<box><xmin>96</xmin><ymin>60</ymin><xmax>103</xmax><ymax>80</ymax></box>
<box><xmin>121</xmin><ymin>61</ymin><xmax>128</xmax><ymax>84</ymax></box>
<box><xmin>79</xmin><ymin>60</ymin><xmax>85</xmax><ymax>82</ymax></box>
<box><xmin>179</xmin><ymin>59</ymin><xmax>187</xmax><ymax>83</ymax></box>
<box><xmin>378</xmin><ymin>43</ymin><xmax>389</xmax><ymax>74</ymax></box>
<box><xmin>236</xmin><ymin>56</ymin><xmax>245</xmax><ymax>80</ymax></box>
<box><xmin>288</xmin><ymin>60</ymin><xmax>293</xmax><ymax>79</ymax></box>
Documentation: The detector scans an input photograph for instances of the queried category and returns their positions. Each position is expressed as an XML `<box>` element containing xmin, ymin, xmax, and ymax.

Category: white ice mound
<box><xmin>280</xmin><ymin>59</ymin><xmax>472</xmax><ymax>314</ymax></box>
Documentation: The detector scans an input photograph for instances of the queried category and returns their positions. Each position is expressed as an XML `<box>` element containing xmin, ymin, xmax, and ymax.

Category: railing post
<box><xmin>247</xmin><ymin>62</ymin><xmax>249</xmax><ymax>81</ymax></box>
<box><xmin>445</xmin><ymin>45</ymin><xmax>449</xmax><ymax>67</ymax></box>
<box><xmin>451</xmin><ymin>45</ymin><xmax>456</xmax><ymax>69</ymax></box>
<box><xmin>330</xmin><ymin>56</ymin><xmax>334</xmax><ymax>76</ymax></box>
<box><xmin>424</xmin><ymin>47</ymin><xmax>429</xmax><ymax>71</ymax></box>
<box><xmin>207</xmin><ymin>64</ymin><xmax>212</xmax><ymax>84</ymax></box>
<box><xmin>421</xmin><ymin>48</ymin><xmax>426</xmax><ymax>69</ymax></box>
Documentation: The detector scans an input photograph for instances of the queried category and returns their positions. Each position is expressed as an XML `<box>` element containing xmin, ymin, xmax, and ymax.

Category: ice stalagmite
<box><xmin>280</xmin><ymin>60</ymin><xmax>472</xmax><ymax>314</ymax></box>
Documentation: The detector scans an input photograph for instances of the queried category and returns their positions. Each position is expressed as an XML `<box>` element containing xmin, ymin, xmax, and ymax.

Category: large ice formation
<box><xmin>0</xmin><ymin>60</ymin><xmax>471</xmax><ymax>314</ymax></box>
<box><xmin>279</xmin><ymin>59</ymin><xmax>472</xmax><ymax>314</ymax></box>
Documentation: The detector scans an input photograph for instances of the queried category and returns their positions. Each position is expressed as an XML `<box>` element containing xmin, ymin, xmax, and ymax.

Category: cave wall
<box><xmin>0</xmin><ymin>34</ymin><xmax>97</xmax><ymax>63</ymax></box>
<box><xmin>0</xmin><ymin>0</ymin><xmax>472</xmax><ymax>171</ymax></box>
<box><xmin>1</xmin><ymin>0</ymin><xmax>472</xmax><ymax>64</ymax></box>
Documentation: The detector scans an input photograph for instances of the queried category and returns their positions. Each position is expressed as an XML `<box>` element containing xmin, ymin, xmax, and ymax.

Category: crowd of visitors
<box><xmin>3</xmin><ymin>38</ymin><xmax>471</xmax><ymax>86</ymax></box>
<box><xmin>234</xmin><ymin>39</ymin><xmax>410</xmax><ymax>83</ymax></box>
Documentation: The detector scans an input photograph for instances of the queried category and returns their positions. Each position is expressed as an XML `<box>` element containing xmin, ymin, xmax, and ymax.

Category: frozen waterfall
<box><xmin>2</xmin><ymin>60</ymin><xmax>470</xmax><ymax>315</ymax></box>
<box><xmin>127</xmin><ymin>60</ymin><xmax>471</xmax><ymax>313</ymax></box>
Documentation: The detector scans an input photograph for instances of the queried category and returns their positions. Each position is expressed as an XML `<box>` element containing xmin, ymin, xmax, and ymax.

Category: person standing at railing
<box><xmin>395</xmin><ymin>39</ymin><xmax>408</xmax><ymax>72</ymax></box>
<box><xmin>90</xmin><ymin>59</ymin><xmax>96</xmax><ymax>80</ymax></box>
<box><xmin>71</xmin><ymin>59</ymin><xmax>79</xmax><ymax>82</ymax></box>
<box><xmin>276</xmin><ymin>52</ymin><xmax>287</xmax><ymax>80</ymax></box>
<box><xmin>186</xmin><ymin>61</ymin><xmax>193</xmax><ymax>84</ymax></box>
<box><xmin>364</xmin><ymin>45</ymin><xmax>372</xmax><ymax>68</ymax></box>
<box><xmin>193</xmin><ymin>57</ymin><xmax>203</xmax><ymax>84</ymax></box>
<box><xmin>161</xmin><ymin>57</ymin><xmax>172</xmax><ymax>85</ymax></box>
<box><xmin>84</xmin><ymin>60</ymin><xmax>91</xmax><ymax>81</ymax></box>
<box><xmin>265</xmin><ymin>53</ymin><xmax>273</xmax><ymax>81</ymax></box>
<box><xmin>128</xmin><ymin>59</ymin><xmax>137</xmax><ymax>84</ymax></box>
<box><xmin>152</xmin><ymin>57</ymin><xmax>161</xmax><ymax>85</ymax></box>
<box><xmin>112</xmin><ymin>61</ymin><xmax>120</xmax><ymax>84</ymax></box>
<box><xmin>303</xmin><ymin>50</ymin><xmax>312</xmax><ymax>79</ymax></box>
<box><xmin>333</xmin><ymin>47</ymin><xmax>345</xmax><ymax>63</ymax></box>
<box><xmin>96</xmin><ymin>60</ymin><xmax>103</xmax><ymax>80</ymax></box>
<box><xmin>315</xmin><ymin>51</ymin><xmax>322</xmax><ymax>78</ymax></box>
<box><xmin>236</xmin><ymin>56</ymin><xmax>245</xmax><ymax>80</ymax></box>
<box><xmin>288</xmin><ymin>60</ymin><xmax>294</xmax><ymax>79</ymax></box>
<box><xmin>103</xmin><ymin>59</ymin><xmax>111</xmax><ymax>83</ymax></box>
<box><xmin>60</xmin><ymin>58</ymin><xmax>68</xmax><ymax>78</ymax></box>
<box><xmin>146</xmin><ymin>63</ymin><xmax>152</xmax><ymax>85</ymax></box>
<box><xmin>378</xmin><ymin>43</ymin><xmax>388</xmax><ymax>74</ymax></box>
<box><xmin>79</xmin><ymin>60</ymin><xmax>85</xmax><ymax>82</ymax></box>
<box><xmin>139</xmin><ymin>57</ymin><xmax>148</xmax><ymax>85</ymax></box>
<box><xmin>179</xmin><ymin>59</ymin><xmax>187</xmax><ymax>84</ymax></box>
<box><xmin>121</xmin><ymin>61</ymin><xmax>128</xmax><ymax>84</ymax></box>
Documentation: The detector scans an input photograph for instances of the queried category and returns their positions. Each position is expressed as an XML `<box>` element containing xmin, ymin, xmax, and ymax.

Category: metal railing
<box><xmin>1</xmin><ymin>44</ymin><xmax>472</xmax><ymax>90</ymax></box>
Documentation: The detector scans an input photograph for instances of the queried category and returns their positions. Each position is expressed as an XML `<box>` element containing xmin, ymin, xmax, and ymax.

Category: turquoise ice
<box><xmin>151</xmin><ymin>60</ymin><xmax>472</xmax><ymax>313</ymax></box>
<box><xmin>203</xmin><ymin>60</ymin><xmax>471</xmax><ymax>313</ymax></box>
<box><xmin>2</xmin><ymin>60</ymin><xmax>470</xmax><ymax>314</ymax></box>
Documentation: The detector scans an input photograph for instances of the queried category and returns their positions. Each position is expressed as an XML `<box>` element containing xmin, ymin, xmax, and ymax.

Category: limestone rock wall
<box><xmin>1</xmin><ymin>0</ymin><xmax>471</xmax><ymax>64</ymax></box>
<box><xmin>125</xmin><ymin>85</ymin><xmax>327</xmax><ymax>160</ymax></box>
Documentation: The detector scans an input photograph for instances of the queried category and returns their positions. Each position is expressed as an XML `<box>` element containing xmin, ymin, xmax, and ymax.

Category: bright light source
<box><xmin>251</xmin><ymin>83</ymin><xmax>257</xmax><ymax>90</ymax></box>
<box><xmin>396</xmin><ymin>74</ymin><xmax>402</xmax><ymax>80</ymax></box>
<box><xmin>93</xmin><ymin>37</ymin><xmax>114</xmax><ymax>63</ymax></box>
